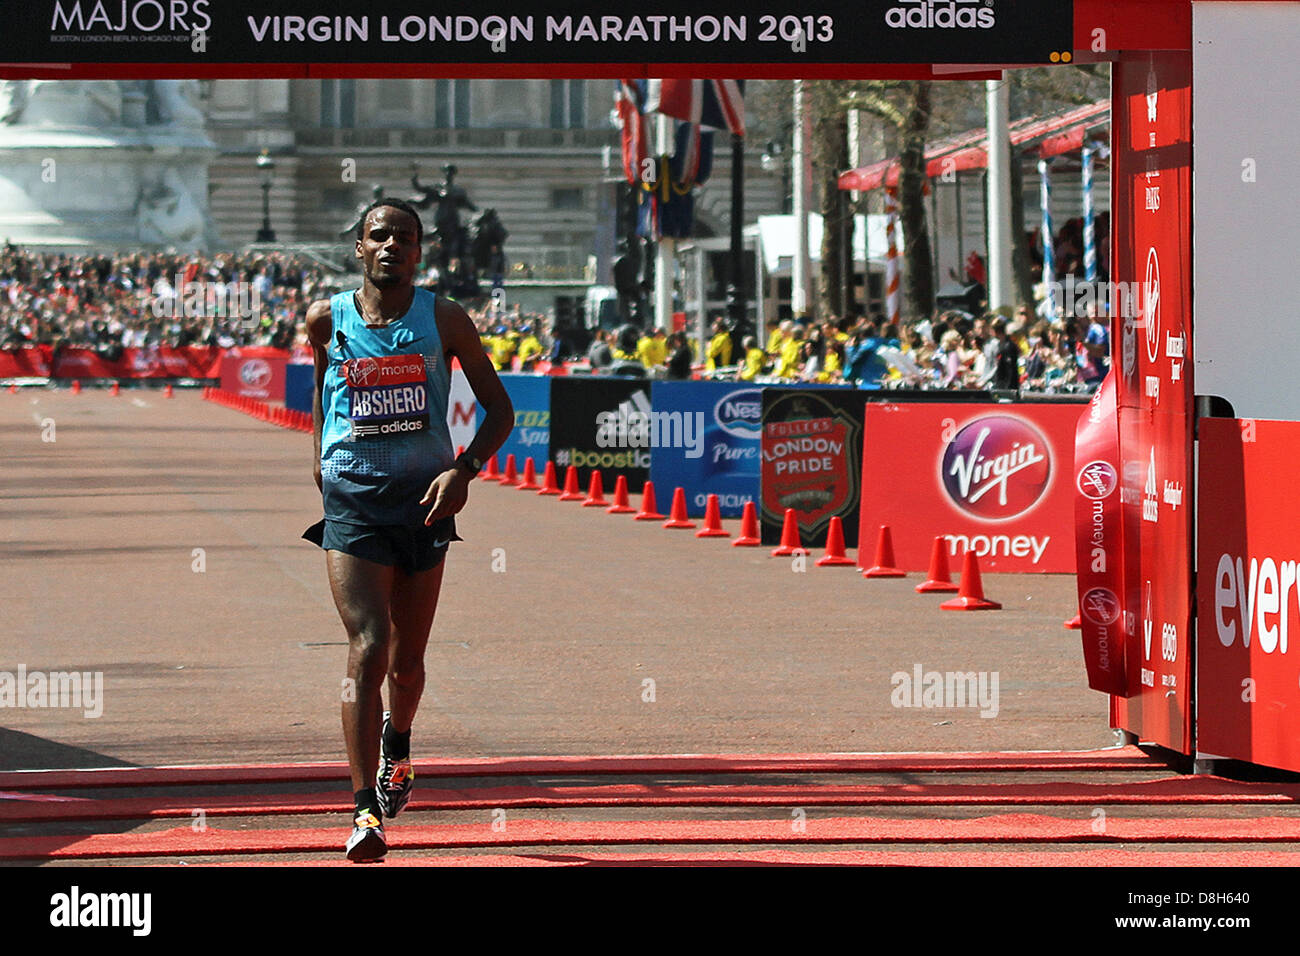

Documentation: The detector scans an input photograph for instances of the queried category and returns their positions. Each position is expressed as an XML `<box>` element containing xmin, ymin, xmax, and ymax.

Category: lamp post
<box><xmin>255</xmin><ymin>150</ymin><xmax>276</xmax><ymax>243</ymax></box>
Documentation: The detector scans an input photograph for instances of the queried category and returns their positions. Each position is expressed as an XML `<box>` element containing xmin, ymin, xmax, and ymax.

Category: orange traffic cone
<box><xmin>481</xmin><ymin>454</ymin><xmax>501</xmax><ymax>481</ymax></box>
<box><xmin>696</xmin><ymin>494</ymin><xmax>730</xmax><ymax>538</ymax></box>
<box><xmin>7</xmin><ymin>384</ymin><xmax>16</xmax><ymax>394</ymax></box>
<box><xmin>582</xmin><ymin>470</ymin><xmax>609</xmax><ymax>507</ymax></box>
<box><xmin>500</xmin><ymin>454</ymin><xmax>520</xmax><ymax>487</ymax></box>
<box><xmin>1064</xmin><ymin>613</ymin><xmax>1082</xmax><ymax>629</ymax></box>
<box><xmin>71</xmin><ymin>379</ymin><xmax>82</xmax><ymax>394</ymax></box>
<box><xmin>164</xmin><ymin>383</ymin><xmax>174</xmax><ymax>398</ymax></box>
<box><xmin>771</xmin><ymin>509</ymin><xmax>802</xmax><ymax>556</ymax></box>
<box><xmin>663</xmin><ymin>487</ymin><xmax>696</xmax><ymax>529</ymax></box>
<box><xmin>916</xmin><ymin>536</ymin><xmax>960</xmax><ymax>593</ymax></box>
<box><xmin>537</xmin><ymin>461</ymin><xmax>562</xmax><ymax>496</ymax></box>
<box><xmin>816</xmin><ymin>516</ymin><xmax>855</xmax><ymax>566</ymax></box>
<box><xmin>862</xmin><ymin>525</ymin><xmax>906</xmax><ymax>578</ymax></box>
<box><xmin>634</xmin><ymin>480</ymin><xmax>666</xmax><ymax>520</ymax></box>
<box><xmin>558</xmin><ymin>466</ymin><xmax>584</xmax><ymax>501</ymax></box>
<box><xmin>110</xmin><ymin>381</ymin><xmax>121</xmax><ymax>396</ymax></box>
<box><xmin>517</xmin><ymin>458</ymin><xmax>540</xmax><ymax>491</ymax></box>
<box><xmin>732</xmin><ymin>501</ymin><xmax>761</xmax><ymax>547</ymax></box>
<box><xmin>606</xmin><ymin>475</ymin><xmax>636</xmax><ymax>514</ymax></box>
<box><xmin>940</xmin><ymin>551</ymin><xmax>1002</xmax><ymax>611</ymax></box>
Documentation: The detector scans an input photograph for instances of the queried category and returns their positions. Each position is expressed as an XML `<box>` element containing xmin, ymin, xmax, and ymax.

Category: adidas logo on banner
<box><xmin>885</xmin><ymin>0</ymin><xmax>996</xmax><ymax>30</ymax></box>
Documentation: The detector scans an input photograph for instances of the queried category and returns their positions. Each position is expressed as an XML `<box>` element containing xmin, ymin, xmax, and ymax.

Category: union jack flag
<box><xmin>615</xmin><ymin>79</ymin><xmax>649</xmax><ymax>185</ymax></box>
<box><xmin>645</xmin><ymin>79</ymin><xmax>745</xmax><ymax>136</ymax></box>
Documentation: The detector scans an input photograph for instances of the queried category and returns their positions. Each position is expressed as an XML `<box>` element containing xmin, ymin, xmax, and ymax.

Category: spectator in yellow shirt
<box><xmin>516</xmin><ymin>325</ymin><xmax>544</xmax><ymax>370</ymax></box>
<box><xmin>706</xmin><ymin>319</ymin><xmax>733</xmax><ymax>371</ymax></box>
<box><xmin>737</xmin><ymin>336</ymin><xmax>765</xmax><ymax>381</ymax></box>
<box><xmin>766</xmin><ymin>320</ymin><xmax>791</xmax><ymax>363</ymax></box>
<box><xmin>776</xmin><ymin>325</ymin><xmax>805</xmax><ymax>379</ymax></box>
<box><xmin>637</xmin><ymin>327</ymin><xmax>669</xmax><ymax>368</ymax></box>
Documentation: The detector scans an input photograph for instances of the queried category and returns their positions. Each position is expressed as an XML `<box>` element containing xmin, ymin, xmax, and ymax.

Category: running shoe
<box><xmin>344</xmin><ymin>809</ymin><xmax>387</xmax><ymax>862</ymax></box>
<box><xmin>375</xmin><ymin>711</ymin><xmax>414</xmax><ymax>818</ymax></box>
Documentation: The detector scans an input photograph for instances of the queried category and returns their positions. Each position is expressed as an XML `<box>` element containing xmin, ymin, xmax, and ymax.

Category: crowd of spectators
<box><xmin>2</xmin><ymin>242</ymin><xmax>1108</xmax><ymax>392</ymax></box>
<box><xmin>1</xmin><ymin>244</ymin><xmax>332</xmax><ymax>353</ymax></box>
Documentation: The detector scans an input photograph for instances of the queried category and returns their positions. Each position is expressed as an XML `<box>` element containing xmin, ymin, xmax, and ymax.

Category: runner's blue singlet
<box><xmin>320</xmin><ymin>288</ymin><xmax>455</xmax><ymax>527</ymax></box>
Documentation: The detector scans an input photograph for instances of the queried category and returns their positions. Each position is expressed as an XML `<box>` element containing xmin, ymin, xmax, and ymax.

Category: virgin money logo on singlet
<box><xmin>343</xmin><ymin>354</ymin><xmax>429</xmax><ymax>438</ymax></box>
<box><xmin>941</xmin><ymin>416</ymin><xmax>1052</xmax><ymax>520</ymax></box>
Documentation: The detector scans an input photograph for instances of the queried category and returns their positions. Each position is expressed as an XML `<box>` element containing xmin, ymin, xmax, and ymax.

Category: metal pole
<box><xmin>792</xmin><ymin>80</ymin><xmax>813</xmax><ymax>320</ymax></box>
<box><xmin>986</xmin><ymin>77</ymin><xmax>1014</xmax><ymax>312</ymax></box>
<box><xmin>654</xmin><ymin>113</ymin><xmax>674</xmax><ymax>331</ymax></box>
<box><xmin>725</xmin><ymin>132</ymin><xmax>747</xmax><ymax>337</ymax></box>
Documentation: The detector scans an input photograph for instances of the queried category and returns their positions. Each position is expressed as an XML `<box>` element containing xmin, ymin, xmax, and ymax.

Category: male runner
<box><xmin>304</xmin><ymin>198</ymin><xmax>513</xmax><ymax>861</ymax></box>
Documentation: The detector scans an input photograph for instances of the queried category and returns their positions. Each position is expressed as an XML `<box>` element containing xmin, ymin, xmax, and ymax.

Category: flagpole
<box><xmin>655</xmin><ymin>113</ymin><xmax>675</xmax><ymax>332</ymax></box>
<box><xmin>792</xmin><ymin>80</ymin><xmax>812</xmax><ymax>321</ymax></box>
<box><xmin>986</xmin><ymin>76</ymin><xmax>1014</xmax><ymax>313</ymax></box>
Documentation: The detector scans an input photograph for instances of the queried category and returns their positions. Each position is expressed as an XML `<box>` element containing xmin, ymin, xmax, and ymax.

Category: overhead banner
<box><xmin>549</xmin><ymin>376</ymin><xmax>651</xmax><ymax>494</ymax></box>
<box><xmin>0</xmin><ymin>1</ymin><xmax>1074</xmax><ymax>65</ymax></box>
<box><xmin>1198</xmin><ymin>417</ymin><xmax>1300</xmax><ymax>774</ymax></box>
<box><xmin>650</xmin><ymin>381</ymin><xmax>761</xmax><ymax>519</ymax></box>
<box><xmin>859</xmin><ymin>402</ymin><xmax>1080</xmax><ymax>573</ymax></box>
<box><xmin>1073</xmin><ymin>375</ymin><xmax>1127</xmax><ymax>696</ymax></box>
<box><xmin>760</xmin><ymin>388</ymin><xmax>863</xmax><ymax>548</ymax></box>
<box><xmin>1110</xmin><ymin>50</ymin><xmax>1193</xmax><ymax>755</ymax></box>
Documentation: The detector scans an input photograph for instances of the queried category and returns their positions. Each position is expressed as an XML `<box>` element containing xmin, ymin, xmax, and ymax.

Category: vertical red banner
<box><xmin>1110</xmin><ymin>51</ymin><xmax>1194</xmax><ymax>753</ymax></box>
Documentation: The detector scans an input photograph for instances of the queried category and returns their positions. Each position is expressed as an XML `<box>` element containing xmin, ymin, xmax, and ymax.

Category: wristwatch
<box><xmin>454</xmin><ymin>451</ymin><xmax>483</xmax><ymax>477</ymax></box>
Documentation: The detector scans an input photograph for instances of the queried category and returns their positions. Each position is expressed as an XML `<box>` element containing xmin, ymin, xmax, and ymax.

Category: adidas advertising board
<box><xmin>549</xmin><ymin>378</ymin><xmax>652</xmax><ymax>493</ymax></box>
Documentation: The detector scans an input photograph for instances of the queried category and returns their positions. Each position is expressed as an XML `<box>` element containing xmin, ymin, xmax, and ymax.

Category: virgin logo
<box><xmin>1076</xmin><ymin>460</ymin><xmax>1118</xmax><ymax>500</ymax></box>
<box><xmin>1144</xmin><ymin>246</ymin><xmax>1161</xmax><ymax>364</ymax></box>
<box><xmin>941</xmin><ymin>417</ymin><xmax>1052</xmax><ymax>520</ymax></box>
<box><xmin>239</xmin><ymin>359</ymin><xmax>271</xmax><ymax>388</ymax></box>
<box><xmin>1082</xmin><ymin>587</ymin><xmax>1121</xmax><ymax>626</ymax></box>
<box><xmin>346</xmin><ymin>357</ymin><xmax>381</xmax><ymax>387</ymax></box>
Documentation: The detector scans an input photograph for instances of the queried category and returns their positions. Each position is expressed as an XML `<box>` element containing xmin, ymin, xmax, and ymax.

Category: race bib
<box><xmin>342</xmin><ymin>354</ymin><xmax>430</xmax><ymax>438</ymax></box>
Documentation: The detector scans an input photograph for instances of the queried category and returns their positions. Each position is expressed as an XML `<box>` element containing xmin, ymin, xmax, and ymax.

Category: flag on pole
<box><xmin>1038</xmin><ymin>159</ymin><xmax>1057</xmax><ymax>321</ymax></box>
<box><xmin>1082</xmin><ymin>144</ymin><xmax>1097</xmax><ymax>284</ymax></box>
<box><xmin>615</xmin><ymin>79</ymin><xmax>649</xmax><ymax>185</ymax></box>
<box><xmin>645</xmin><ymin>79</ymin><xmax>745</xmax><ymax>136</ymax></box>
<box><xmin>884</xmin><ymin>188</ymin><xmax>901</xmax><ymax>328</ymax></box>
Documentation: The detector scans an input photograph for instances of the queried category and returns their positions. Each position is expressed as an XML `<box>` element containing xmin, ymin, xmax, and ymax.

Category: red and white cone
<box><xmin>663</xmin><ymin>487</ymin><xmax>696</xmax><ymax>529</ymax></box>
<box><xmin>582</xmin><ymin>470</ymin><xmax>609</xmax><ymax>507</ymax></box>
<box><xmin>915</xmin><ymin>536</ymin><xmax>960</xmax><ymax>593</ymax></box>
<box><xmin>606</xmin><ymin>475</ymin><xmax>636</xmax><ymax>514</ymax></box>
<box><xmin>537</xmin><ymin>461</ymin><xmax>562</xmax><ymax>496</ymax></box>
<box><xmin>481</xmin><ymin>454</ymin><xmax>501</xmax><ymax>482</ymax></box>
<box><xmin>732</xmin><ymin>501</ymin><xmax>761</xmax><ymax>547</ymax></box>
<box><xmin>771</xmin><ymin>509</ymin><xmax>802</xmax><ymax>557</ymax></box>
<box><xmin>815</xmin><ymin>516</ymin><xmax>856</xmax><ymax>566</ymax></box>
<box><xmin>635</xmin><ymin>481</ymin><xmax>666</xmax><ymax>520</ymax></box>
<box><xmin>695</xmin><ymin>494</ymin><xmax>730</xmax><ymax>538</ymax></box>
<box><xmin>940</xmin><ymin>551</ymin><xmax>1002</xmax><ymax>611</ymax></box>
<box><xmin>517</xmin><ymin>458</ymin><xmax>540</xmax><ymax>491</ymax></box>
<box><xmin>862</xmin><ymin>525</ymin><xmax>906</xmax><ymax>578</ymax></box>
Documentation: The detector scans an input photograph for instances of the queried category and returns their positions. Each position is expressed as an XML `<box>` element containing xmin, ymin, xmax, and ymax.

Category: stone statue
<box><xmin>0</xmin><ymin>80</ymin><xmax>123</xmax><ymax>127</ymax></box>
<box><xmin>136</xmin><ymin>168</ymin><xmax>206</xmax><ymax>246</ymax></box>
<box><xmin>150</xmin><ymin>80</ymin><xmax>205</xmax><ymax>128</ymax></box>
<box><xmin>409</xmin><ymin>163</ymin><xmax>476</xmax><ymax>266</ymax></box>
<box><xmin>340</xmin><ymin>184</ymin><xmax>386</xmax><ymax>239</ymax></box>
<box><xmin>470</xmin><ymin>208</ymin><xmax>508</xmax><ymax>280</ymax></box>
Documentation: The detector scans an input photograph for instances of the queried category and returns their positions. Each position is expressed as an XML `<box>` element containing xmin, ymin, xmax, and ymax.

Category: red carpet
<box><xmin>0</xmin><ymin>747</ymin><xmax>1155</xmax><ymax>791</ymax></box>
<box><xmin>5</xmin><ymin>775</ymin><xmax>1299</xmax><ymax>824</ymax></box>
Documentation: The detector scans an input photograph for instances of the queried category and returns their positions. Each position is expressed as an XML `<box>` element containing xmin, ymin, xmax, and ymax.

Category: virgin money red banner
<box><xmin>220</xmin><ymin>355</ymin><xmax>287</xmax><ymax>401</ymax></box>
<box><xmin>1198</xmin><ymin>418</ymin><xmax>1300</xmax><ymax>774</ymax></box>
<box><xmin>0</xmin><ymin>347</ymin><xmax>52</xmax><ymax>377</ymax></box>
<box><xmin>858</xmin><ymin>403</ymin><xmax>1079</xmax><ymax>573</ymax></box>
<box><xmin>1110</xmin><ymin>51</ymin><xmax>1194</xmax><ymax>755</ymax></box>
<box><xmin>1073</xmin><ymin>376</ymin><xmax>1127</xmax><ymax>696</ymax></box>
<box><xmin>50</xmin><ymin>346</ymin><xmax>221</xmax><ymax>379</ymax></box>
